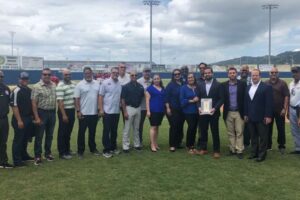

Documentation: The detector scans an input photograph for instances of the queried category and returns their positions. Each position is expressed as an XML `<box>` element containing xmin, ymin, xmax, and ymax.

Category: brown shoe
<box><xmin>213</xmin><ymin>152</ymin><xmax>221</xmax><ymax>159</ymax></box>
<box><xmin>187</xmin><ymin>149</ymin><xmax>196</xmax><ymax>155</ymax></box>
<box><xmin>196</xmin><ymin>150</ymin><xmax>208</xmax><ymax>155</ymax></box>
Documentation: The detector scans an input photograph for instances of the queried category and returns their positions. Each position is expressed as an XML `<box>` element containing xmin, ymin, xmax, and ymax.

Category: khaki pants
<box><xmin>225</xmin><ymin>111</ymin><xmax>244</xmax><ymax>153</ymax></box>
<box><xmin>122</xmin><ymin>106</ymin><xmax>141</xmax><ymax>150</ymax></box>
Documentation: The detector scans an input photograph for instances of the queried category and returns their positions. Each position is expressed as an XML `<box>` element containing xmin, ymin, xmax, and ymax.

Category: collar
<box><xmin>229</xmin><ymin>80</ymin><xmax>237</xmax><ymax>85</ymax></box>
<box><xmin>205</xmin><ymin>79</ymin><xmax>213</xmax><ymax>84</ymax></box>
<box><xmin>251</xmin><ymin>80</ymin><xmax>261</xmax><ymax>87</ymax></box>
<box><xmin>40</xmin><ymin>80</ymin><xmax>53</xmax><ymax>87</ymax></box>
<box><xmin>83</xmin><ymin>79</ymin><xmax>94</xmax><ymax>84</ymax></box>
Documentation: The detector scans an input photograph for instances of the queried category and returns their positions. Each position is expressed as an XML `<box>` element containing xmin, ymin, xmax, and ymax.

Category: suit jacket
<box><xmin>244</xmin><ymin>81</ymin><xmax>273</xmax><ymax>122</ymax></box>
<box><xmin>222</xmin><ymin>80</ymin><xmax>247</xmax><ymax>121</ymax></box>
<box><xmin>197</xmin><ymin>78</ymin><xmax>223</xmax><ymax>116</ymax></box>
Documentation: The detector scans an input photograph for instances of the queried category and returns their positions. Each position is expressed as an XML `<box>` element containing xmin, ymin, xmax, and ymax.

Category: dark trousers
<box><xmin>248</xmin><ymin>121</ymin><xmax>268</xmax><ymax>159</ymax></box>
<box><xmin>199</xmin><ymin>114</ymin><xmax>220</xmax><ymax>152</ymax></box>
<box><xmin>77</xmin><ymin>115</ymin><xmax>98</xmax><ymax>154</ymax></box>
<box><xmin>139</xmin><ymin>110</ymin><xmax>147</xmax><ymax>144</ymax></box>
<box><xmin>0</xmin><ymin>116</ymin><xmax>9</xmax><ymax>164</ymax></box>
<box><xmin>167</xmin><ymin>109</ymin><xmax>184</xmax><ymax>148</ymax></box>
<box><xmin>34</xmin><ymin>109</ymin><xmax>56</xmax><ymax>158</ymax></box>
<box><xmin>243</xmin><ymin>122</ymin><xmax>250</xmax><ymax>146</ymax></box>
<box><xmin>102</xmin><ymin>113</ymin><xmax>120</xmax><ymax>153</ymax></box>
<box><xmin>57</xmin><ymin>109</ymin><xmax>75</xmax><ymax>156</ymax></box>
<box><xmin>185</xmin><ymin>113</ymin><xmax>198</xmax><ymax>148</ymax></box>
<box><xmin>12</xmin><ymin>116</ymin><xmax>33</xmax><ymax>165</ymax></box>
<box><xmin>268</xmin><ymin>113</ymin><xmax>286</xmax><ymax>149</ymax></box>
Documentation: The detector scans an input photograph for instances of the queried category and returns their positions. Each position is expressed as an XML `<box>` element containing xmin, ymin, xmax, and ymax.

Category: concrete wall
<box><xmin>1</xmin><ymin>70</ymin><xmax>294</xmax><ymax>85</ymax></box>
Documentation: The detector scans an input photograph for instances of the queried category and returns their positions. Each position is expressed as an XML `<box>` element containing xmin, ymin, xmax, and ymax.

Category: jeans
<box><xmin>34</xmin><ymin>109</ymin><xmax>56</xmax><ymax>158</ymax></box>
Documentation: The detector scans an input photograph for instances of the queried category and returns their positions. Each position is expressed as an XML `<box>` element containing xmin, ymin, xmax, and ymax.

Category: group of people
<box><xmin>0</xmin><ymin>62</ymin><xmax>300</xmax><ymax>169</ymax></box>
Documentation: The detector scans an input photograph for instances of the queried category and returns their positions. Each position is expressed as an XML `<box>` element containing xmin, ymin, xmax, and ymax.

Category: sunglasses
<box><xmin>270</xmin><ymin>72</ymin><xmax>278</xmax><ymax>74</ymax></box>
<box><xmin>130</xmin><ymin>74</ymin><xmax>137</xmax><ymax>77</ymax></box>
<box><xmin>43</xmin><ymin>73</ymin><xmax>51</xmax><ymax>76</ymax></box>
<box><xmin>0</xmin><ymin>76</ymin><xmax>4</xmax><ymax>78</ymax></box>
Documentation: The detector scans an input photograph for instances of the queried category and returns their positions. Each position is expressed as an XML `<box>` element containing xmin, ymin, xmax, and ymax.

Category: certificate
<box><xmin>200</xmin><ymin>98</ymin><xmax>212</xmax><ymax>115</ymax></box>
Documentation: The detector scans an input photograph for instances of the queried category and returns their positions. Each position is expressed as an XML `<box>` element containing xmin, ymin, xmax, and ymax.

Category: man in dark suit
<box><xmin>244</xmin><ymin>69</ymin><xmax>273</xmax><ymax>162</ymax></box>
<box><xmin>196</xmin><ymin>67</ymin><xmax>223</xmax><ymax>159</ymax></box>
<box><xmin>222</xmin><ymin>67</ymin><xmax>247</xmax><ymax>159</ymax></box>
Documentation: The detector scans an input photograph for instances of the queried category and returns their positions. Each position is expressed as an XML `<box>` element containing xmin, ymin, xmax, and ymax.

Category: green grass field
<box><xmin>1</xmin><ymin>78</ymin><xmax>300</xmax><ymax>200</ymax></box>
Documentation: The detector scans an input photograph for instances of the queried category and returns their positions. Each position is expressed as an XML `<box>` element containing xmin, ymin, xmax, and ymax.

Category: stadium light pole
<box><xmin>159</xmin><ymin>37</ymin><xmax>163</xmax><ymax>65</ymax></box>
<box><xmin>143</xmin><ymin>0</ymin><xmax>160</xmax><ymax>68</ymax></box>
<box><xmin>9</xmin><ymin>31</ymin><xmax>16</xmax><ymax>56</ymax></box>
<box><xmin>262</xmin><ymin>4</ymin><xmax>279</xmax><ymax>65</ymax></box>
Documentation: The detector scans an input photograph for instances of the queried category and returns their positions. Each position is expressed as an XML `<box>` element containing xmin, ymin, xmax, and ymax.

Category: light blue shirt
<box><xmin>99</xmin><ymin>78</ymin><xmax>122</xmax><ymax>114</ymax></box>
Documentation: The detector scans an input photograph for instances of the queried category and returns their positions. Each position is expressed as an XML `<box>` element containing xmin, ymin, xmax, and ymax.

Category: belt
<box><xmin>290</xmin><ymin>106</ymin><xmax>299</xmax><ymax>110</ymax></box>
<box><xmin>127</xmin><ymin>105</ymin><xmax>140</xmax><ymax>108</ymax></box>
<box><xmin>38</xmin><ymin>108</ymin><xmax>55</xmax><ymax>112</ymax></box>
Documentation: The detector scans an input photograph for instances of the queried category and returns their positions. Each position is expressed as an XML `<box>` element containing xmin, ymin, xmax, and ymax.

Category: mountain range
<box><xmin>213</xmin><ymin>50</ymin><xmax>300</xmax><ymax>66</ymax></box>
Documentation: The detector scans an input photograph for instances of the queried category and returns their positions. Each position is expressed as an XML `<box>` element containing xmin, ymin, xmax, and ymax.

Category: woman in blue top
<box><xmin>166</xmin><ymin>69</ymin><xmax>184</xmax><ymax>152</ymax></box>
<box><xmin>180</xmin><ymin>73</ymin><xmax>199</xmax><ymax>154</ymax></box>
<box><xmin>146</xmin><ymin>74</ymin><xmax>166</xmax><ymax>152</ymax></box>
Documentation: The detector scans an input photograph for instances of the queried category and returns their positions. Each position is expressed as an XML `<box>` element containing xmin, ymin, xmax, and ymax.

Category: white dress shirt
<box><xmin>249</xmin><ymin>80</ymin><xmax>261</xmax><ymax>100</ymax></box>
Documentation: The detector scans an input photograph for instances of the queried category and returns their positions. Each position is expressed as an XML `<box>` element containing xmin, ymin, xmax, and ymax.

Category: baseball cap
<box><xmin>291</xmin><ymin>66</ymin><xmax>300</xmax><ymax>73</ymax></box>
<box><xmin>19</xmin><ymin>72</ymin><xmax>29</xmax><ymax>79</ymax></box>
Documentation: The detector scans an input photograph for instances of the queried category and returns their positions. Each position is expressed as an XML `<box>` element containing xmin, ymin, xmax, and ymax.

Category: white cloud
<box><xmin>0</xmin><ymin>0</ymin><xmax>299</xmax><ymax>64</ymax></box>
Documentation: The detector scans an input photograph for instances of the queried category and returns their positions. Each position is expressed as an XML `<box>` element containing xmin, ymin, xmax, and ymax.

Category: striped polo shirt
<box><xmin>56</xmin><ymin>81</ymin><xmax>75</xmax><ymax>109</ymax></box>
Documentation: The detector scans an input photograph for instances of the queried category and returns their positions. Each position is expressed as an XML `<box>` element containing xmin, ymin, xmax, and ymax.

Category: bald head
<box><xmin>62</xmin><ymin>68</ymin><xmax>70</xmax><ymax>75</ymax></box>
<box><xmin>269</xmin><ymin>67</ymin><xmax>279</xmax><ymax>81</ymax></box>
<box><xmin>62</xmin><ymin>68</ymin><xmax>71</xmax><ymax>83</ymax></box>
<box><xmin>129</xmin><ymin>69</ymin><xmax>137</xmax><ymax>82</ymax></box>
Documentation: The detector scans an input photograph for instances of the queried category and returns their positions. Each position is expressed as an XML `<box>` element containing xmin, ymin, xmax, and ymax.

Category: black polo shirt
<box><xmin>10</xmin><ymin>84</ymin><xmax>33</xmax><ymax>117</ymax></box>
<box><xmin>0</xmin><ymin>83</ymin><xmax>10</xmax><ymax>118</ymax></box>
<box><xmin>121</xmin><ymin>81</ymin><xmax>145</xmax><ymax>108</ymax></box>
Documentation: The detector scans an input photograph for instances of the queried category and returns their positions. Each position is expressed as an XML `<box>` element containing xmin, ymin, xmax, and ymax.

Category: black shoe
<box><xmin>34</xmin><ymin>157</ymin><xmax>42</xmax><ymax>166</ymax></box>
<box><xmin>123</xmin><ymin>149</ymin><xmax>130</xmax><ymax>153</ymax></box>
<box><xmin>45</xmin><ymin>154</ymin><xmax>54</xmax><ymax>161</ymax></box>
<box><xmin>289</xmin><ymin>151</ymin><xmax>300</xmax><ymax>154</ymax></box>
<box><xmin>22</xmin><ymin>156</ymin><xmax>35</xmax><ymax>162</ymax></box>
<box><xmin>14</xmin><ymin>162</ymin><xmax>27</xmax><ymax>168</ymax></box>
<box><xmin>248</xmin><ymin>155</ymin><xmax>258</xmax><ymax>159</ymax></box>
<box><xmin>92</xmin><ymin>150</ymin><xmax>101</xmax><ymax>156</ymax></box>
<box><xmin>237</xmin><ymin>153</ymin><xmax>243</xmax><ymax>159</ymax></box>
<box><xmin>0</xmin><ymin>163</ymin><xmax>14</xmax><ymax>169</ymax></box>
<box><xmin>59</xmin><ymin>154</ymin><xmax>72</xmax><ymax>160</ymax></box>
<box><xmin>227</xmin><ymin>151</ymin><xmax>236</xmax><ymax>156</ymax></box>
<box><xmin>279</xmin><ymin>148</ymin><xmax>285</xmax><ymax>155</ymax></box>
<box><xmin>134</xmin><ymin>147</ymin><xmax>142</xmax><ymax>151</ymax></box>
<box><xmin>256</xmin><ymin>157</ymin><xmax>265</xmax><ymax>162</ymax></box>
<box><xmin>78</xmin><ymin>154</ymin><xmax>84</xmax><ymax>159</ymax></box>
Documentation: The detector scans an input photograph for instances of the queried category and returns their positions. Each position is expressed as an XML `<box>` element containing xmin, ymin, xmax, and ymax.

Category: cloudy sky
<box><xmin>0</xmin><ymin>0</ymin><xmax>299</xmax><ymax>64</ymax></box>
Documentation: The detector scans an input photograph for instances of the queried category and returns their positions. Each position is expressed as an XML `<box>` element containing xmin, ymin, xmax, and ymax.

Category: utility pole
<box><xmin>9</xmin><ymin>31</ymin><xmax>16</xmax><ymax>56</ymax></box>
<box><xmin>143</xmin><ymin>0</ymin><xmax>160</xmax><ymax>68</ymax></box>
<box><xmin>159</xmin><ymin>37</ymin><xmax>163</xmax><ymax>65</ymax></box>
<box><xmin>262</xmin><ymin>4</ymin><xmax>279</xmax><ymax>65</ymax></box>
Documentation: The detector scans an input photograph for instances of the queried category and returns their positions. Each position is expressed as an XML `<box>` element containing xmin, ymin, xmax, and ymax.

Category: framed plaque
<box><xmin>200</xmin><ymin>98</ymin><xmax>212</xmax><ymax>115</ymax></box>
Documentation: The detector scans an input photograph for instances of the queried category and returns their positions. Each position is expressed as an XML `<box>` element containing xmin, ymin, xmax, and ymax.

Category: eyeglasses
<box><xmin>130</xmin><ymin>74</ymin><xmax>137</xmax><ymax>77</ymax></box>
<box><xmin>270</xmin><ymin>72</ymin><xmax>278</xmax><ymax>74</ymax></box>
<box><xmin>43</xmin><ymin>73</ymin><xmax>51</xmax><ymax>76</ymax></box>
<box><xmin>174</xmin><ymin>73</ymin><xmax>181</xmax><ymax>76</ymax></box>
